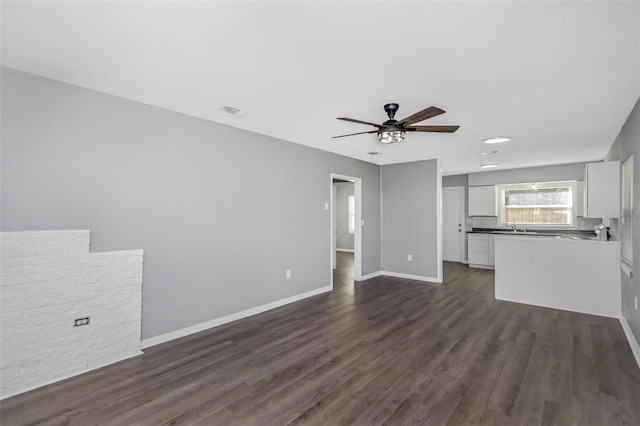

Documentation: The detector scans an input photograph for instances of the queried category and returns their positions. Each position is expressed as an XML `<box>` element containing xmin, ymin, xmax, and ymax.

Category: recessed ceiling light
<box><xmin>483</xmin><ymin>136</ymin><xmax>511</xmax><ymax>144</ymax></box>
<box><xmin>481</xmin><ymin>164</ymin><xmax>499</xmax><ymax>169</ymax></box>
<box><xmin>366</xmin><ymin>151</ymin><xmax>382</xmax><ymax>155</ymax></box>
<box><xmin>481</xmin><ymin>150</ymin><xmax>499</xmax><ymax>155</ymax></box>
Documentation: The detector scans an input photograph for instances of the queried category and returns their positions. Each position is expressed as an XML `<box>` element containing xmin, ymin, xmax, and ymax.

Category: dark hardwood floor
<box><xmin>2</xmin><ymin>253</ymin><xmax>639</xmax><ymax>425</ymax></box>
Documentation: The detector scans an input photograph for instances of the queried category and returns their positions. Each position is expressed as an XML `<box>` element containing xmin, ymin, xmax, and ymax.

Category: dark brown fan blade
<box><xmin>397</xmin><ymin>106</ymin><xmax>445</xmax><ymax>126</ymax></box>
<box><xmin>337</xmin><ymin>117</ymin><xmax>383</xmax><ymax>128</ymax></box>
<box><xmin>406</xmin><ymin>125</ymin><xmax>460</xmax><ymax>133</ymax></box>
<box><xmin>332</xmin><ymin>130</ymin><xmax>379</xmax><ymax>139</ymax></box>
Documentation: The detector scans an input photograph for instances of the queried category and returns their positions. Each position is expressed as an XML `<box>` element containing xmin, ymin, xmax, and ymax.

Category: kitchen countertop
<box><xmin>468</xmin><ymin>228</ymin><xmax>596</xmax><ymax>237</ymax></box>
<box><xmin>467</xmin><ymin>228</ymin><xmax>602</xmax><ymax>240</ymax></box>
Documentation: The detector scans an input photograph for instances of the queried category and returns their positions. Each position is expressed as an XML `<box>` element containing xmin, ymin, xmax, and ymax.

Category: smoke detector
<box><xmin>220</xmin><ymin>105</ymin><xmax>249</xmax><ymax>117</ymax></box>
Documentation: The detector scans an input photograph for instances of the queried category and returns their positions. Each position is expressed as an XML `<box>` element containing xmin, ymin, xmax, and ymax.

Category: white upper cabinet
<box><xmin>468</xmin><ymin>186</ymin><xmax>497</xmax><ymax>216</ymax></box>
<box><xmin>583</xmin><ymin>161</ymin><xmax>620</xmax><ymax>219</ymax></box>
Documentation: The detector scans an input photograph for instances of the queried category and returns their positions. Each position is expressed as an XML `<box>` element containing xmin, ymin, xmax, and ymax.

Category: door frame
<box><xmin>442</xmin><ymin>186</ymin><xmax>466</xmax><ymax>263</ymax></box>
<box><xmin>330</xmin><ymin>173</ymin><xmax>362</xmax><ymax>288</ymax></box>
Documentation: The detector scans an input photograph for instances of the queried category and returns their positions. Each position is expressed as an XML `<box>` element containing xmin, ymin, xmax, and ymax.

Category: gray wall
<box><xmin>381</xmin><ymin>160</ymin><xmax>440</xmax><ymax>279</ymax></box>
<box><xmin>468</xmin><ymin>162</ymin><xmax>587</xmax><ymax>186</ymax></box>
<box><xmin>442</xmin><ymin>174</ymin><xmax>468</xmax><ymax>188</ymax></box>
<box><xmin>605</xmin><ymin>96</ymin><xmax>640</xmax><ymax>347</ymax></box>
<box><xmin>1</xmin><ymin>68</ymin><xmax>382</xmax><ymax>340</ymax></box>
<box><xmin>335</xmin><ymin>182</ymin><xmax>354</xmax><ymax>250</ymax></box>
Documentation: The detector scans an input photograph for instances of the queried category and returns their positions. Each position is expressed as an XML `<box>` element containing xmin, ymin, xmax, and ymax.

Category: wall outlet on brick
<box><xmin>74</xmin><ymin>317</ymin><xmax>90</xmax><ymax>327</ymax></box>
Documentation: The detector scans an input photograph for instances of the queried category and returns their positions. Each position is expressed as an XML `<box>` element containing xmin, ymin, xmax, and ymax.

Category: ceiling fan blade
<box><xmin>397</xmin><ymin>106</ymin><xmax>445</xmax><ymax>125</ymax></box>
<box><xmin>406</xmin><ymin>125</ymin><xmax>460</xmax><ymax>133</ymax></box>
<box><xmin>337</xmin><ymin>117</ymin><xmax>383</xmax><ymax>128</ymax></box>
<box><xmin>332</xmin><ymin>130</ymin><xmax>379</xmax><ymax>139</ymax></box>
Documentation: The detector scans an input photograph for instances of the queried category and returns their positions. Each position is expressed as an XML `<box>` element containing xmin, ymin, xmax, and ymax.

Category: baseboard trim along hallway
<box><xmin>141</xmin><ymin>285</ymin><xmax>332</xmax><ymax>349</ymax></box>
<box><xmin>379</xmin><ymin>271</ymin><xmax>442</xmax><ymax>283</ymax></box>
<box><xmin>620</xmin><ymin>315</ymin><xmax>640</xmax><ymax>369</ymax></box>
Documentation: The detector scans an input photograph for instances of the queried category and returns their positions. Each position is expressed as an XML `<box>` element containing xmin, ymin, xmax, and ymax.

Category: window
<box><xmin>622</xmin><ymin>155</ymin><xmax>633</xmax><ymax>264</ymax></box>
<box><xmin>497</xmin><ymin>181</ymin><xmax>577</xmax><ymax>226</ymax></box>
<box><xmin>348</xmin><ymin>195</ymin><xmax>355</xmax><ymax>234</ymax></box>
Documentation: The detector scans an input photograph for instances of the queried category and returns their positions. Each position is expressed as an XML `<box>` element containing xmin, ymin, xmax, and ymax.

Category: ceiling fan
<box><xmin>333</xmin><ymin>103</ymin><xmax>459</xmax><ymax>144</ymax></box>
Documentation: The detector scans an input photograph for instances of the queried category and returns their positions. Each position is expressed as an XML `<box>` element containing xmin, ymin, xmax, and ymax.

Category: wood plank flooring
<box><xmin>2</xmin><ymin>252</ymin><xmax>639</xmax><ymax>425</ymax></box>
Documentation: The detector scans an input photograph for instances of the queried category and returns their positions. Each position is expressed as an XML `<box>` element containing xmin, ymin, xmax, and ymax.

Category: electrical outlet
<box><xmin>408</xmin><ymin>255</ymin><xmax>412</xmax><ymax>261</ymax></box>
<box><xmin>286</xmin><ymin>269</ymin><xmax>292</xmax><ymax>279</ymax></box>
<box><xmin>74</xmin><ymin>317</ymin><xmax>89</xmax><ymax>327</ymax></box>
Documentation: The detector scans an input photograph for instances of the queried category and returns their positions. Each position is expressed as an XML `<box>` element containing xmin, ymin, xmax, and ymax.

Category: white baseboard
<box><xmin>356</xmin><ymin>270</ymin><xmax>441</xmax><ymax>283</ymax></box>
<box><xmin>336</xmin><ymin>248</ymin><xmax>354</xmax><ymax>253</ymax></box>
<box><xmin>357</xmin><ymin>271</ymin><xmax>382</xmax><ymax>281</ymax></box>
<box><xmin>469</xmin><ymin>264</ymin><xmax>494</xmax><ymax>270</ymax></box>
<box><xmin>620</xmin><ymin>315</ymin><xmax>640</xmax><ymax>370</ymax></box>
<box><xmin>141</xmin><ymin>286</ymin><xmax>332</xmax><ymax>349</ymax></box>
<box><xmin>380</xmin><ymin>271</ymin><xmax>442</xmax><ymax>283</ymax></box>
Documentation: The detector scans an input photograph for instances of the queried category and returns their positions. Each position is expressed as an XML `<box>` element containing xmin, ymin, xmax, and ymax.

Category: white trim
<box><xmin>620</xmin><ymin>315</ymin><xmax>640</xmax><ymax>370</ymax></box>
<box><xmin>330</xmin><ymin>173</ymin><xmax>363</xmax><ymax>286</ymax></box>
<box><xmin>358</xmin><ymin>271</ymin><xmax>383</xmax><ymax>281</ymax></box>
<box><xmin>380</xmin><ymin>270</ymin><xmax>442</xmax><ymax>283</ymax></box>
<box><xmin>332</xmin><ymin>183</ymin><xmax>337</xmax><ymax>270</ymax></box>
<box><xmin>141</xmin><ymin>286</ymin><xmax>332</xmax><ymax>349</ymax></box>
<box><xmin>336</xmin><ymin>248</ymin><xmax>354</xmax><ymax>253</ymax></box>
<box><xmin>356</xmin><ymin>270</ymin><xmax>442</xmax><ymax>283</ymax></box>
<box><xmin>1</xmin><ymin>350</ymin><xmax>143</xmax><ymax>399</ymax></box>
<box><xmin>436</xmin><ymin>160</ymin><xmax>443</xmax><ymax>282</ymax></box>
<box><xmin>621</xmin><ymin>260</ymin><xmax>633</xmax><ymax>278</ymax></box>
<box><xmin>469</xmin><ymin>264</ymin><xmax>494</xmax><ymax>270</ymax></box>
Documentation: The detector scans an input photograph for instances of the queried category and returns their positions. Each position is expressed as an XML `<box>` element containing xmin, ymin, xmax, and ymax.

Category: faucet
<box><xmin>509</xmin><ymin>222</ymin><xmax>517</xmax><ymax>232</ymax></box>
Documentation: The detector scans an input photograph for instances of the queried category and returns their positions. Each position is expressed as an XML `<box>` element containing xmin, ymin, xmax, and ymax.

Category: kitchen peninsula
<box><xmin>494</xmin><ymin>236</ymin><xmax>621</xmax><ymax>318</ymax></box>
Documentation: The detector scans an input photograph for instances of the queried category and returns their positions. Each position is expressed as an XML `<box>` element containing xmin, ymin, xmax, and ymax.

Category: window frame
<box><xmin>347</xmin><ymin>195</ymin><xmax>355</xmax><ymax>234</ymax></box>
<box><xmin>621</xmin><ymin>154</ymin><xmax>633</xmax><ymax>265</ymax></box>
<box><xmin>496</xmin><ymin>181</ymin><xmax>578</xmax><ymax>228</ymax></box>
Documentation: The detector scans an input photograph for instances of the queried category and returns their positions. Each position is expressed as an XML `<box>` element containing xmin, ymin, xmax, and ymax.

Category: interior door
<box><xmin>443</xmin><ymin>187</ymin><xmax>464</xmax><ymax>262</ymax></box>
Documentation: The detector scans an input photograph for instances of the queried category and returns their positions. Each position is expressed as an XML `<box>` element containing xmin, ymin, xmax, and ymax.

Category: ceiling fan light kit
<box><xmin>378</xmin><ymin>128</ymin><xmax>405</xmax><ymax>144</ymax></box>
<box><xmin>333</xmin><ymin>103</ymin><xmax>459</xmax><ymax>144</ymax></box>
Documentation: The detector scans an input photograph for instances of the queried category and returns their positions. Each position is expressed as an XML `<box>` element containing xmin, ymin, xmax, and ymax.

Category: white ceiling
<box><xmin>2</xmin><ymin>1</ymin><xmax>639</xmax><ymax>175</ymax></box>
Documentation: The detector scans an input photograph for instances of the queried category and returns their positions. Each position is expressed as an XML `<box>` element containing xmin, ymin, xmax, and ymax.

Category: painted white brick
<box><xmin>0</xmin><ymin>275</ymin><xmax>25</xmax><ymax>286</ymax></box>
<box><xmin>0</xmin><ymin>230</ymin><xmax>143</xmax><ymax>399</ymax></box>
<box><xmin>1</xmin><ymin>240</ymin><xmax>26</xmax><ymax>251</ymax></box>
<box><xmin>2</xmin><ymin>255</ymin><xmax>62</xmax><ymax>268</ymax></box>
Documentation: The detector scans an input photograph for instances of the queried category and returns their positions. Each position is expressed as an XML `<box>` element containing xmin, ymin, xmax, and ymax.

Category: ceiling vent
<box><xmin>220</xmin><ymin>105</ymin><xmax>249</xmax><ymax>117</ymax></box>
<box><xmin>220</xmin><ymin>105</ymin><xmax>249</xmax><ymax>116</ymax></box>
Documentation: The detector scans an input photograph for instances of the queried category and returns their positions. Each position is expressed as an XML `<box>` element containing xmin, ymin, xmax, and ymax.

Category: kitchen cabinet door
<box><xmin>468</xmin><ymin>234</ymin><xmax>492</xmax><ymax>268</ymax></box>
<box><xmin>584</xmin><ymin>161</ymin><xmax>620</xmax><ymax>219</ymax></box>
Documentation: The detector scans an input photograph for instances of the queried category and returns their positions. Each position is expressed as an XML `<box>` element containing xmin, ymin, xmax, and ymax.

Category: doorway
<box><xmin>330</xmin><ymin>173</ymin><xmax>362</xmax><ymax>289</ymax></box>
<box><xmin>442</xmin><ymin>186</ymin><xmax>466</xmax><ymax>262</ymax></box>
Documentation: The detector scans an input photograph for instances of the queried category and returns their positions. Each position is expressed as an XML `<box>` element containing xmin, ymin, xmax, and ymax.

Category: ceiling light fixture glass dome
<box><xmin>378</xmin><ymin>124</ymin><xmax>405</xmax><ymax>144</ymax></box>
